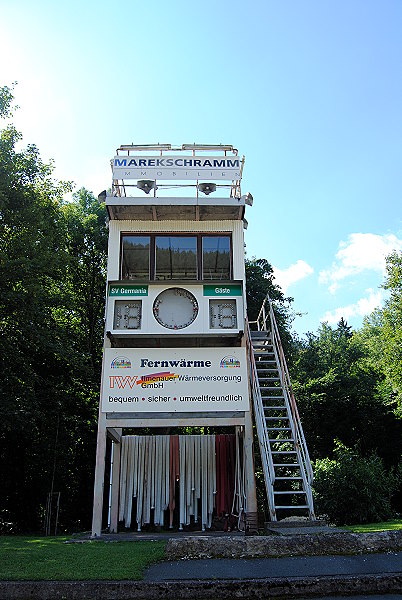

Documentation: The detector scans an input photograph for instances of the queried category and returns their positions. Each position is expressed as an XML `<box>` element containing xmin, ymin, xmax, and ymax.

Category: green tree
<box><xmin>313</xmin><ymin>441</ymin><xmax>398</xmax><ymax>525</ymax></box>
<box><xmin>62</xmin><ymin>188</ymin><xmax>108</xmax><ymax>369</ymax></box>
<box><xmin>245</xmin><ymin>257</ymin><xmax>294</xmax><ymax>356</ymax></box>
<box><xmin>292</xmin><ymin>321</ymin><xmax>402</xmax><ymax>468</ymax></box>
<box><xmin>0</xmin><ymin>85</ymin><xmax>107</xmax><ymax>531</ymax></box>
<box><xmin>381</xmin><ymin>251</ymin><xmax>402</xmax><ymax>412</ymax></box>
<box><xmin>0</xmin><ymin>85</ymin><xmax>73</xmax><ymax>530</ymax></box>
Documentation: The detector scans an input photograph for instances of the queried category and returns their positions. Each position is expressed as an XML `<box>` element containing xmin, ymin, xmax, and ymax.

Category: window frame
<box><xmin>201</xmin><ymin>234</ymin><xmax>232</xmax><ymax>281</ymax></box>
<box><xmin>120</xmin><ymin>234</ymin><xmax>151</xmax><ymax>281</ymax></box>
<box><xmin>120</xmin><ymin>232</ymin><xmax>233</xmax><ymax>281</ymax></box>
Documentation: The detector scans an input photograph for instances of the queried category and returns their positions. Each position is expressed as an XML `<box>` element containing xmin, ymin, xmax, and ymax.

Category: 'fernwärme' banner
<box><xmin>102</xmin><ymin>347</ymin><xmax>248</xmax><ymax>413</ymax></box>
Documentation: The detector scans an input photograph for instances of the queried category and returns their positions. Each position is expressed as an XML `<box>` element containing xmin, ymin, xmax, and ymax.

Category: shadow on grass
<box><xmin>0</xmin><ymin>536</ymin><xmax>166</xmax><ymax>581</ymax></box>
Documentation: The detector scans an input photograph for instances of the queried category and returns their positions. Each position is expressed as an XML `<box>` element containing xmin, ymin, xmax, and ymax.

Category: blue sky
<box><xmin>1</xmin><ymin>0</ymin><xmax>401</xmax><ymax>336</ymax></box>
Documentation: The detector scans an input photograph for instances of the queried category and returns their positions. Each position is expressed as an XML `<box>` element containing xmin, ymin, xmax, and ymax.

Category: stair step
<box><xmin>256</xmin><ymin>370</ymin><xmax>278</xmax><ymax>374</ymax></box>
<box><xmin>271</xmin><ymin>451</ymin><xmax>297</xmax><ymax>454</ymax></box>
<box><xmin>274</xmin><ymin>490</ymin><xmax>306</xmax><ymax>495</ymax></box>
<box><xmin>275</xmin><ymin>505</ymin><xmax>309</xmax><ymax>509</ymax></box>
<box><xmin>258</xmin><ymin>378</ymin><xmax>280</xmax><ymax>383</ymax></box>
<box><xmin>265</xmin><ymin>416</ymin><xmax>289</xmax><ymax>420</ymax></box>
<box><xmin>261</xmin><ymin>386</ymin><xmax>282</xmax><ymax>390</ymax></box>
<box><xmin>263</xmin><ymin>405</ymin><xmax>287</xmax><ymax>410</ymax></box>
<box><xmin>269</xmin><ymin>438</ymin><xmax>295</xmax><ymax>443</ymax></box>
<box><xmin>275</xmin><ymin>477</ymin><xmax>302</xmax><ymax>480</ymax></box>
<box><xmin>267</xmin><ymin>427</ymin><xmax>292</xmax><ymax>431</ymax></box>
<box><xmin>255</xmin><ymin>359</ymin><xmax>276</xmax><ymax>364</ymax></box>
<box><xmin>273</xmin><ymin>463</ymin><xmax>300</xmax><ymax>467</ymax></box>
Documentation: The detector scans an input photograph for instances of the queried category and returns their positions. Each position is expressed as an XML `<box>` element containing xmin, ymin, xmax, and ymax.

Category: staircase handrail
<box><xmin>245</xmin><ymin>320</ymin><xmax>277</xmax><ymax>520</ymax></box>
<box><xmin>249</xmin><ymin>295</ymin><xmax>314</xmax><ymax>485</ymax></box>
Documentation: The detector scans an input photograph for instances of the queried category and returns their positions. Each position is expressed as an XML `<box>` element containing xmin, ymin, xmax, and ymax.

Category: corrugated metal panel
<box><xmin>110</xmin><ymin>220</ymin><xmax>236</xmax><ymax>232</ymax></box>
<box><xmin>232</xmin><ymin>221</ymin><xmax>245</xmax><ymax>280</ymax></box>
<box><xmin>107</xmin><ymin>221</ymin><xmax>121</xmax><ymax>280</ymax></box>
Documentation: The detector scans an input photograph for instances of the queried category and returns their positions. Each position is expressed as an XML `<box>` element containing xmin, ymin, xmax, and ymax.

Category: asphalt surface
<box><xmin>144</xmin><ymin>551</ymin><xmax>402</xmax><ymax>581</ymax></box>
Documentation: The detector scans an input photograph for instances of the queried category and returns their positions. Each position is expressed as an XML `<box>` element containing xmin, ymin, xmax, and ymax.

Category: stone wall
<box><xmin>166</xmin><ymin>530</ymin><xmax>402</xmax><ymax>559</ymax></box>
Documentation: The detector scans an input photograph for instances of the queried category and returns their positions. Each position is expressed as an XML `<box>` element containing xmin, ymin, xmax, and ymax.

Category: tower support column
<box><xmin>244</xmin><ymin>408</ymin><xmax>258</xmax><ymax>534</ymax></box>
<box><xmin>91</xmin><ymin>412</ymin><xmax>107</xmax><ymax>537</ymax></box>
<box><xmin>109</xmin><ymin>431</ymin><xmax>122</xmax><ymax>533</ymax></box>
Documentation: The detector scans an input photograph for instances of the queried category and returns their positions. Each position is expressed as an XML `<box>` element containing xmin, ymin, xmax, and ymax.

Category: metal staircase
<box><xmin>247</xmin><ymin>295</ymin><xmax>315</xmax><ymax>521</ymax></box>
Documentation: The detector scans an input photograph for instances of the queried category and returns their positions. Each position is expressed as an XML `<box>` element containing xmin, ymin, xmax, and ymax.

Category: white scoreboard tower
<box><xmin>91</xmin><ymin>144</ymin><xmax>257</xmax><ymax>536</ymax></box>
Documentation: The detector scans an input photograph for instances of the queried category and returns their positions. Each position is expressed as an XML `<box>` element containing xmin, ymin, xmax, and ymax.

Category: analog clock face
<box><xmin>153</xmin><ymin>288</ymin><xmax>199</xmax><ymax>330</ymax></box>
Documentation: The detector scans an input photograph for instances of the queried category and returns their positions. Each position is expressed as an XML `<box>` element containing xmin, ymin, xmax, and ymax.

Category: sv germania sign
<box><xmin>102</xmin><ymin>348</ymin><xmax>248</xmax><ymax>413</ymax></box>
<box><xmin>112</xmin><ymin>156</ymin><xmax>242</xmax><ymax>181</ymax></box>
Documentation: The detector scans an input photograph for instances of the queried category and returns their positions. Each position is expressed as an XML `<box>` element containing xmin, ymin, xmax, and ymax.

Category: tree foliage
<box><xmin>245</xmin><ymin>258</ymin><xmax>284</xmax><ymax>321</ymax></box>
<box><xmin>292</xmin><ymin>320</ymin><xmax>402</xmax><ymax>469</ymax></box>
<box><xmin>313</xmin><ymin>441</ymin><xmax>399</xmax><ymax>525</ymax></box>
<box><xmin>0</xmin><ymin>86</ymin><xmax>107</xmax><ymax>532</ymax></box>
<box><xmin>245</xmin><ymin>257</ymin><xmax>295</xmax><ymax>356</ymax></box>
<box><xmin>380</xmin><ymin>251</ymin><xmax>402</xmax><ymax>411</ymax></box>
<box><xmin>290</xmin><ymin>264</ymin><xmax>402</xmax><ymax>519</ymax></box>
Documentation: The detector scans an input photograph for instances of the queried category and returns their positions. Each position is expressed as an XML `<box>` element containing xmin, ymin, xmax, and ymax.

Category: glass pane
<box><xmin>202</xmin><ymin>236</ymin><xmax>231</xmax><ymax>280</ymax></box>
<box><xmin>155</xmin><ymin>236</ymin><xmax>197</xmax><ymax>280</ymax></box>
<box><xmin>121</xmin><ymin>236</ymin><xmax>150</xmax><ymax>279</ymax></box>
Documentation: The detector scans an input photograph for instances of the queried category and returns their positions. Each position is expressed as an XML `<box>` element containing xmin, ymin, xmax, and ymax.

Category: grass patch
<box><xmin>343</xmin><ymin>519</ymin><xmax>402</xmax><ymax>533</ymax></box>
<box><xmin>0</xmin><ymin>536</ymin><xmax>166</xmax><ymax>580</ymax></box>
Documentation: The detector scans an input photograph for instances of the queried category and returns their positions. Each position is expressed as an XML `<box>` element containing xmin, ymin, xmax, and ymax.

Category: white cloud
<box><xmin>319</xmin><ymin>233</ymin><xmax>402</xmax><ymax>294</ymax></box>
<box><xmin>320</xmin><ymin>288</ymin><xmax>384</xmax><ymax>325</ymax></box>
<box><xmin>273</xmin><ymin>260</ymin><xmax>314</xmax><ymax>294</ymax></box>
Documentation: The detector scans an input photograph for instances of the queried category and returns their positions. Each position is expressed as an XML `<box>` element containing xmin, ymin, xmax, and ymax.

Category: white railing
<box><xmin>250</xmin><ymin>294</ymin><xmax>315</xmax><ymax>517</ymax></box>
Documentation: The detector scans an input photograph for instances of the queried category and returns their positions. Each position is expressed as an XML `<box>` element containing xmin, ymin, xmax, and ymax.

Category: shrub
<box><xmin>313</xmin><ymin>441</ymin><xmax>399</xmax><ymax>525</ymax></box>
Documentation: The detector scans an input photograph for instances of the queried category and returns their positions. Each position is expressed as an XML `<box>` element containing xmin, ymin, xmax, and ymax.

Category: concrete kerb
<box><xmin>165</xmin><ymin>530</ymin><xmax>402</xmax><ymax>559</ymax></box>
<box><xmin>1</xmin><ymin>574</ymin><xmax>402</xmax><ymax>600</ymax></box>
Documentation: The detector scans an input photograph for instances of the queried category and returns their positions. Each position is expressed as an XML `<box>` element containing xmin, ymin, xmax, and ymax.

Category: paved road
<box><xmin>297</xmin><ymin>597</ymin><xmax>402</xmax><ymax>600</ymax></box>
<box><xmin>144</xmin><ymin>551</ymin><xmax>402</xmax><ymax>581</ymax></box>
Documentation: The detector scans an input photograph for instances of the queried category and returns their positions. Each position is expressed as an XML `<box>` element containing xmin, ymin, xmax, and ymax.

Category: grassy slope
<box><xmin>343</xmin><ymin>519</ymin><xmax>402</xmax><ymax>533</ymax></box>
<box><xmin>0</xmin><ymin>536</ymin><xmax>166</xmax><ymax>581</ymax></box>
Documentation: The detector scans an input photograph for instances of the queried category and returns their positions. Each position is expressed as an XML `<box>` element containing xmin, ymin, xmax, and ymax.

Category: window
<box><xmin>121</xmin><ymin>236</ymin><xmax>150</xmax><ymax>280</ymax></box>
<box><xmin>121</xmin><ymin>234</ymin><xmax>232</xmax><ymax>280</ymax></box>
<box><xmin>155</xmin><ymin>236</ymin><xmax>197</xmax><ymax>280</ymax></box>
<box><xmin>202</xmin><ymin>236</ymin><xmax>231</xmax><ymax>280</ymax></box>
